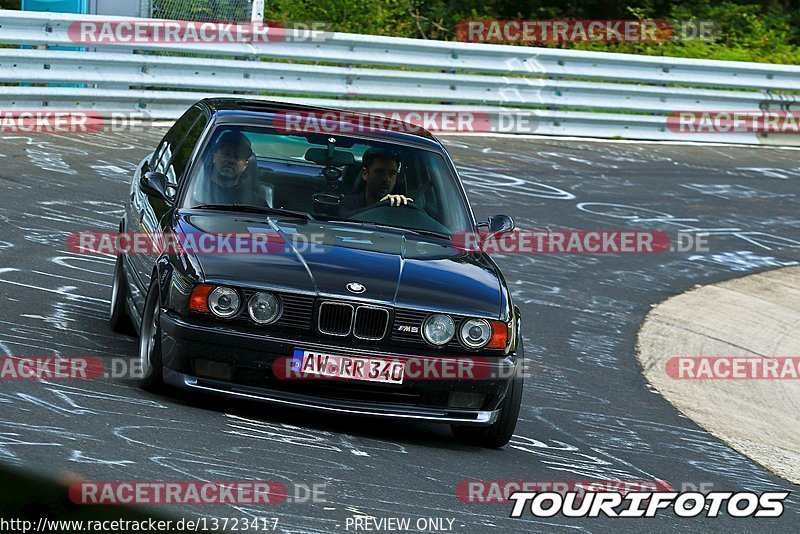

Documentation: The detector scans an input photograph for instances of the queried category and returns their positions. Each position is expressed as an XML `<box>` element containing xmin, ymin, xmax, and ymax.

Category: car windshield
<box><xmin>182</xmin><ymin>125</ymin><xmax>473</xmax><ymax>236</ymax></box>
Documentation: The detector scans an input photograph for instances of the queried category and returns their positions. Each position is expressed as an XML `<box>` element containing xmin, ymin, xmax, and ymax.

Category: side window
<box><xmin>166</xmin><ymin>115</ymin><xmax>207</xmax><ymax>193</ymax></box>
<box><xmin>150</xmin><ymin>107</ymin><xmax>207</xmax><ymax>197</ymax></box>
<box><xmin>151</xmin><ymin>106</ymin><xmax>203</xmax><ymax>176</ymax></box>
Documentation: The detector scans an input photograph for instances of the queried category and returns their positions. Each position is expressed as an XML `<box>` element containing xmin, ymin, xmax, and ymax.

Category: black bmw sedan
<box><xmin>110</xmin><ymin>98</ymin><xmax>524</xmax><ymax>447</ymax></box>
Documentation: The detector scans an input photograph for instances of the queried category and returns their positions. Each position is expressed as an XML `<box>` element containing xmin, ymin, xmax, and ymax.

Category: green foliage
<box><xmin>265</xmin><ymin>0</ymin><xmax>416</xmax><ymax>36</ymax></box>
<box><xmin>562</xmin><ymin>2</ymin><xmax>800</xmax><ymax>65</ymax></box>
<box><xmin>5</xmin><ymin>0</ymin><xmax>798</xmax><ymax>64</ymax></box>
<box><xmin>263</xmin><ymin>0</ymin><xmax>800</xmax><ymax>65</ymax></box>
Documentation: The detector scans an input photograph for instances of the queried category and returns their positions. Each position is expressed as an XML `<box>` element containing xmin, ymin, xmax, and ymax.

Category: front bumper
<box><xmin>160</xmin><ymin>311</ymin><xmax>519</xmax><ymax>425</ymax></box>
<box><xmin>164</xmin><ymin>370</ymin><xmax>499</xmax><ymax>424</ymax></box>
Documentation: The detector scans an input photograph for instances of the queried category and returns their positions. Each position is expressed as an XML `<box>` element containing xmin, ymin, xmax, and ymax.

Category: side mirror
<box><xmin>140</xmin><ymin>171</ymin><xmax>171</xmax><ymax>202</ymax></box>
<box><xmin>487</xmin><ymin>214</ymin><xmax>514</xmax><ymax>239</ymax></box>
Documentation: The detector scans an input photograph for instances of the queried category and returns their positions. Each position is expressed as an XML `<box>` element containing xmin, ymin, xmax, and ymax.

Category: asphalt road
<box><xmin>0</xmin><ymin>129</ymin><xmax>799</xmax><ymax>533</ymax></box>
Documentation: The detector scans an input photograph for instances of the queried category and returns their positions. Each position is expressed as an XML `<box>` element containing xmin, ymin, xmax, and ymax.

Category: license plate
<box><xmin>292</xmin><ymin>349</ymin><xmax>404</xmax><ymax>384</ymax></box>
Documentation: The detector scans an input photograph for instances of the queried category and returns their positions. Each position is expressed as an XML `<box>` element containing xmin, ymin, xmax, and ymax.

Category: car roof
<box><xmin>198</xmin><ymin>98</ymin><xmax>444</xmax><ymax>150</ymax></box>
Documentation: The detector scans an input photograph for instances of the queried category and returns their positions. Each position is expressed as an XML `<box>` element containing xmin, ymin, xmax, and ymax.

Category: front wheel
<box><xmin>138</xmin><ymin>281</ymin><xmax>165</xmax><ymax>392</ymax></box>
<box><xmin>109</xmin><ymin>254</ymin><xmax>134</xmax><ymax>334</ymax></box>
<box><xmin>451</xmin><ymin>368</ymin><xmax>523</xmax><ymax>448</ymax></box>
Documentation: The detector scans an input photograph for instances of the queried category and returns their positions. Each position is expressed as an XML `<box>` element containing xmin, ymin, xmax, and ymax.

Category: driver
<box><xmin>341</xmin><ymin>147</ymin><xmax>413</xmax><ymax>213</ymax></box>
<box><xmin>193</xmin><ymin>130</ymin><xmax>256</xmax><ymax>205</ymax></box>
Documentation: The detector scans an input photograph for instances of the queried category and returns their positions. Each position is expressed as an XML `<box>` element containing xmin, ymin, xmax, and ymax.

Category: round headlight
<box><xmin>248</xmin><ymin>292</ymin><xmax>282</xmax><ymax>324</ymax></box>
<box><xmin>460</xmin><ymin>318</ymin><xmax>492</xmax><ymax>348</ymax></box>
<box><xmin>208</xmin><ymin>286</ymin><xmax>240</xmax><ymax>318</ymax></box>
<box><xmin>422</xmin><ymin>314</ymin><xmax>455</xmax><ymax>346</ymax></box>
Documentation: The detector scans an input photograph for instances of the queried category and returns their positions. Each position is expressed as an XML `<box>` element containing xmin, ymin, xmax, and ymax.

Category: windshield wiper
<box><xmin>314</xmin><ymin>217</ymin><xmax>450</xmax><ymax>240</ymax></box>
<box><xmin>191</xmin><ymin>204</ymin><xmax>314</xmax><ymax>220</ymax></box>
<box><xmin>313</xmin><ymin>215</ymin><xmax>353</xmax><ymax>222</ymax></box>
<box><xmin>374</xmin><ymin>223</ymin><xmax>451</xmax><ymax>241</ymax></box>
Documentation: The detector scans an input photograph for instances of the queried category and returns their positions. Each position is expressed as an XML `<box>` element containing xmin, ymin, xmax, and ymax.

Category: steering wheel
<box><xmin>350</xmin><ymin>197</ymin><xmax>426</xmax><ymax>216</ymax></box>
<box><xmin>349</xmin><ymin>198</ymin><xmax>451</xmax><ymax>235</ymax></box>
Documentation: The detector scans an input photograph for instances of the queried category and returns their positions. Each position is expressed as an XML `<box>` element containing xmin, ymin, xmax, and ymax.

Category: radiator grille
<box><xmin>317</xmin><ymin>301</ymin><xmax>390</xmax><ymax>340</ymax></box>
<box><xmin>317</xmin><ymin>301</ymin><xmax>354</xmax><ymax>336</ymax></box>
<box><xmin>353</xmin><ymin>306</ymin><xmax>390</xmax><ymax>340</ymax></box>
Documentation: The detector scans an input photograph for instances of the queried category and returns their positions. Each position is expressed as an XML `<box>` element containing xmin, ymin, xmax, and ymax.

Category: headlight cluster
<box><xmin>460</xmin><ymin>319</ymin><xmax>492</xmax><ymax>348</ymax></box>
<box><xmin>208</xmin><ymin>287</ymin><xmax>239</xmax><ymax>318</ymax></box>
<box><xmin>422</xmin><ymin>313</ymin><xmax>507</xmax><ymax>349</ymax></box>
<box><xmin>422</xmin><ymin>314</ymin><xmax>455</xmax><ymax>346</ymax></box>
<box><xmin>190</xmin><ymin>285</ymin><xmax>282</xmax><ymax>325</ymax></box>
<box><xmin>248</xmin><ymin>291</ymin><xmax>282</xmax><ymax>324</ymax></box>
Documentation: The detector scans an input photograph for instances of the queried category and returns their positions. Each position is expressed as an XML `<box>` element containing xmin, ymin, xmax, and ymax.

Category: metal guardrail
<box><xmin>1</xmin><ymin>9</ymin><xmax>799</xmax><ymax>145</ymax></box>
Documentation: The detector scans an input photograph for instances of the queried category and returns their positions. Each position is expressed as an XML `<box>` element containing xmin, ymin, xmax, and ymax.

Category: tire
<box><xmin>138</xmin><ymin>281</ymin><xmax>165</xmax><ymax>392</ymax></box>
<box><xmin>109</xmin><ymin>254</ymin><xmax>135</xmax><ymax>335</ymax></box>
<box><xmin>451</xmin><ymin>366</ymin><xmax>523</xmax><ymax>448</ymax></box>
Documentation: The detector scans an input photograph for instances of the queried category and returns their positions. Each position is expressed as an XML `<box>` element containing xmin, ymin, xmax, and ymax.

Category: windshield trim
<box><xmin>177</xmin><ymin>121</ymin><xmax>478</xmax><ymax>234</ymax></box>
<box><xmin>312</xmin><ymin>217</ymin><xmax>453</xmax><ymax>241</ymax></box>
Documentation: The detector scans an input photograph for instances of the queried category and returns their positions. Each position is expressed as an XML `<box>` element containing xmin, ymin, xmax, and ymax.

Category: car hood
<box><xmin>176</xmin><ymin>212</ymin><xmax>503</xmax><ymax>318</ymax></box>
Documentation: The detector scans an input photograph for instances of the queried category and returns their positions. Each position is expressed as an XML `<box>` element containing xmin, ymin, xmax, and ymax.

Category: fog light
<box><xmin>448</xmin><ymin>392</ymin><xmax>486</xmax><ymax>409</ymax></box>
<box><xmin>195</xmin><ymin>359</ymin><xmax>233</xmax><ymax>380</ymax></box>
